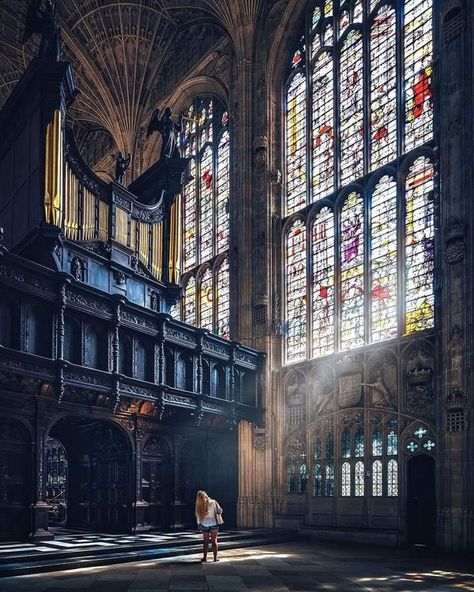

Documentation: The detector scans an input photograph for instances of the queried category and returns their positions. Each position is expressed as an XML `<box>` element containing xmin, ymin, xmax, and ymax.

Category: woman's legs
<box><xmin>201</xmin><ymin>531</ymin><xmax>210</xmax><ymax>561</ymax></box>
<box><xmin>210</xmin><ymin>528</ymin><xmax>218</xmax><ymax>561</ymax></box>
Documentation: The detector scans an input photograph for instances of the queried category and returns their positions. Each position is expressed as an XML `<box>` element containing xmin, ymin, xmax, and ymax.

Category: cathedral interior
<box><xmin>0</xmin><ymin>0</ymin><xmax>473</xmax><ymax>572</ymax></box>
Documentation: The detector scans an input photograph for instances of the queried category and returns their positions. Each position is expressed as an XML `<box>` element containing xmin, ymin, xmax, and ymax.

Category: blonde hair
<box><xmin>195</xmin><ymin>490</ymin><xmax>210</xmax><ymax>522</ymax></box>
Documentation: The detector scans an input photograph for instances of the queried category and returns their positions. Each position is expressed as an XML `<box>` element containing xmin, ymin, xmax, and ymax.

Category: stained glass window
<box><xmin>372</xmin><ymin>460</ymin><xmax>383</xmax><ymax>496</ymax></box>
<box><xmin>372</xmin><ymin>430</ymin><xmax>383</xmax><ymax>456</ymax></box>
<box><xmin>353</xmin><ymin>0</ymin><xmax>363</xmax><ymax>22</ymax></box>
<box><xmin>178</xmin><ymin>97</ymin><xmax>230</xmax><ymax>338</ymax></box>
<box><xmin>354</xmin><ymin>428</ymin><xmax>364</xmax><ymax>457</ymax></box>
<box><xmin>313</xmin><ymin>438</ymin><xmax>323</xmax><ymax>496</ymax></box>
<box><xmin>370</xmin><ymin>6</ymin><xmax>397</xmax><ymax>169</ymax></box>
<box><xmin>288</xmin><ymin>464</ymin><xmax>298</xmax><ymax>493</ymax></box>
<box><xmin>312</xmin><ymin>6</ymin><xmax>322</xmax><ymax>30</ymax></box>
<box><xmin>371</xmin><ymin>176</ymin><xmax>398</xmax><ymax>341</ymax></box>
<box><xmin>325</xmin><ymin>432</ymin><xmax>335</xmax><ymax>496</ymax></box>
<box><xmin>170</xmin><ymin>302</ymin><xmax>180</xmax><ymax>320</ymax></box>
<box><xmin>387</xmin><ymin>459</ymin><xmax>398</xmax><ymax>496</ymax></box>
<box><xmin>286</xmin><ymin>220</ymin><xmax>307</xmax><ymax>362</ymax></box>
<box><xmin>286</xmin><ymin>72</ymin><xmax>307</xmax><ymax>214</ymax></box>
<box><xmin>404</xmin><ymin>0</ymin><xmax>433</xmax><ymax>151</ymax></box>
<box><xmin>340</xmin><ymin>192</ymin><xmax>365</xmax><ymax>350</ymax></box>
<box><xmin>216</xmin><ymin>131</ymin><xmax>230</xmax><ymax>253</ymax></box>
<box><xmin>387</xmin><ymin>430</ymin><xmax>398</xmax><ymax>455</ymax></box>
<box><xmin>216</xmin><ymin>257</ymin><xmax>230</xmax><ymax>339</ymax></box>
<box><xmin>341</xmin><ymin>429</ymin><xmax>351</xmax><ymax>458</ymax></box>
<box><xmin>405</xmin><ymin>157</ymin><xmax>434</xmax><ymax>333</ymax></box>
<box><xmin>283</xmin><ymin>1</ymin><xmax>434</xmax><ymax>363</ymax></box>
<box><xmin>200</xmin><ymin>146</ymin><xmax>213</xmax><ymax>263</ymax></box>
<box><xmin>311</xmin><ymin>207</ymin><xmax>335</xmax><ymax>357</ymax></box>
<box><xmin>200</xmin><ymin>267</ymin><xmax>213</xmax><ymax>331</ymax></box>
<box><xmin>183</xmin><ymin>276</ymin><xmax>196</xmax><ymax>326</ymax></box>
<box><xmin>183</xmin><ymin>160</ymin><xmax>197</xmax><ymax>271</ymax></box>
<box><xmin>342</xmin><ymin>461</ymin><xmax>351</xmax><ymax>496</ymax></box>
<box><xmin>340</xmin><ymin>30</ymin><xmax>364</xmax><ymax>185</ymax></box>
<box><xmin>312</xmin><ymin>52</ymin><xmax>334</xmax><ymax>200</ymax></box>
<box><xmin>355</xmin><ymin>461</ymin><xmax>365</xmax><ymax>496</ymax></box>
<box><xmin>325</xmin><ymin>464</ymin><xmax>335</xmax><ymax>496</ymax></box>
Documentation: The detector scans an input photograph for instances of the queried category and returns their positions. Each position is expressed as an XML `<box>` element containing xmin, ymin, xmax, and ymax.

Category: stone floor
<box><xmin>0</xmin><ymin>539</ymin><xmax>473</xmax><ymax>591</ymax></box>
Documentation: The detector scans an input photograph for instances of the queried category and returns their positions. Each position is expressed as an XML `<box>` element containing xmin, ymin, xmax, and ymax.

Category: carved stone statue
<box><xmin>22</xmin><ymin>0</ymin><xmax>62</xmax><ymax>62</ymax></box>
<box><xmin>361</xmin><ymin>369</ymin><xmax>393</xmax><ymax>408</ymax></box>
<box><xmin>115</xmin><ymin>153</ymin><xmax>131</xmax><ymax>184</ymax></box>
<box><xmin>147</xmin><ymin>107</ymin><xmax>183</xmax><ymax>159</ymax></box>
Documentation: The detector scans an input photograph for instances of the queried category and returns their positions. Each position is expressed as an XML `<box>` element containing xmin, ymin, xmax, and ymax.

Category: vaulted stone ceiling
<box><xmin>0</xmin><ymin>0</ymin><xmax>270</xmax><ymax>178</ymax></box>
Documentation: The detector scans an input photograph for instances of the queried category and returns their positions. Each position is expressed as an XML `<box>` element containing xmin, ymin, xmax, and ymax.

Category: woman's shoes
<box><xmin>214</xmin><ymin>558</ymin><xmax>219</xmax><ymax>562</ymax></box>
<box><xmin>201</xmin><ymin>558</ymin><xmax>207</xmax><ymax>562</ymax></box>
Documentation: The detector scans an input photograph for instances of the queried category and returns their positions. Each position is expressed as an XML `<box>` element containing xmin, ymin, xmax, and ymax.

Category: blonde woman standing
<box><xmin>195</xmin><ymin>490</ymin><xmax>223</xmax><ymax>562</ymax></box>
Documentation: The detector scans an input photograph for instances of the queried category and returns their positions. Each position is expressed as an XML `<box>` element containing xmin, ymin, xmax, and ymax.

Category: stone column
<box><xmin>437</xmin><ymin>0</ymin><xmax>473</xmax><ymax>551</ymax></box>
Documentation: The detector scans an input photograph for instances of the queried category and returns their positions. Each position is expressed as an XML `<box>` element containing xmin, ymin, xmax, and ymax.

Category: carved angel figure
<box><xmin>147</xmin><ymin>107</ymin><xmax>183</xmax><ymax>159</ymax></box>
<box><xmin>115</xmin><ymin>153</ymin><xmax>131</xmax><ymax>184</ymax></box>
<box><xmin>22</xmin><ymin>0</ymin><xmax>62</xmax><ymax>62</ymax></box>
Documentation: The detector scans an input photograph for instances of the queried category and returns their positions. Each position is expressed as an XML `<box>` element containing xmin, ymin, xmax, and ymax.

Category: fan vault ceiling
<box><xmin>0</xmin><ymin>0</ymin><xmax>271</xmax><ymax>178</ymax></box>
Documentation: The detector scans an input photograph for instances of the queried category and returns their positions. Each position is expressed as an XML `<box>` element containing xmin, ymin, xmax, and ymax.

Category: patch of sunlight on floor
<box><xmin>357</xmin><ymin>570</ymin><xmax>474</xmax><ymax>589</ymax></box>
<box><xmin>218</xmin><ymin>552</ymin><xmax>292</xmax><ymax>562</ymax></box>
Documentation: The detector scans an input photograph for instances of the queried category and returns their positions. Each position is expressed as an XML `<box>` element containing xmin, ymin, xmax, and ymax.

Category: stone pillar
<box><xmin>437</xmin><ymin>0</ymin><xmax>473</xmax><ymax>551</ymax></box>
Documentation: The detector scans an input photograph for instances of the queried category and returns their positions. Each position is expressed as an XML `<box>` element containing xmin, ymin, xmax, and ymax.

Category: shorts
<box><xmin>199</xmin><ymin>524</ymin><xmax>219</xmax><ymax>533</ymax></box>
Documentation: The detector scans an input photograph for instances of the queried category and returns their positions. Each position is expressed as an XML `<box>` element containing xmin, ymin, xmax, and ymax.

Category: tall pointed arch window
<box><xmin>283</xmin><ymin>0</ymin><xmax>435</xmax><ymax>363</ymax></box>
<box><xmin>177</xmin><ymin>97</ymin><xmax>230</xmax><ymax>338</ymax></box>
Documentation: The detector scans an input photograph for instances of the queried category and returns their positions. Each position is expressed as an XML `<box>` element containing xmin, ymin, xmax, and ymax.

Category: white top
<box><xmin>197</xmin><ymin>499</ymin><xmax>222</xmax><ymax>527</ymax></box>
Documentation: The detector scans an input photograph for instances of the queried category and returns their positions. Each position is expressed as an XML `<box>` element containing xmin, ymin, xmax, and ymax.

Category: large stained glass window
<box><xmin>176</xmin><ymin>98</ymin><xmax>230</xmax><ymax>338</ymax></box>
<box><xmin>285</xmin><ymin>219</ymin><xmax>307</xmax><ymax>362</ymax></box>
<box><xmin>283</xmin><ymin>0</ymin><xmax>435</xmax><ymax>363</ymax></box>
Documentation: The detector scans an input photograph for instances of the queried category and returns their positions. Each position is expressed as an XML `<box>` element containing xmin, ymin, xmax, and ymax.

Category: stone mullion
<box><xmin>437</xmin><ymin>0</ymin><xmax>471</xmax><ymax>550</ymax></box>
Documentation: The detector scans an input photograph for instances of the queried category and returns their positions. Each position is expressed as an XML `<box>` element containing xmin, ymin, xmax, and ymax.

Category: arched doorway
<box><xmin>0</xmin><ymin>417</ymin><xmax>31</xmax><ymax>540</ymax></box>
<box><xmin>49</xmin><ymin>417</ymin><xmax>133</xmax><ymax>533</ymax></box>
<box><xmin>407</xmin><ymin>454</ymin><xmax>436</xmax><ymax>545</ymax></box>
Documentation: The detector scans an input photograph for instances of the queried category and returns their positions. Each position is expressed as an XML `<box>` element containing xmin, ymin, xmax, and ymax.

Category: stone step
<box><xmin>0</xmin><ymin>530</ymin><xmax>297</xmax><ymax>577</ymax></box>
